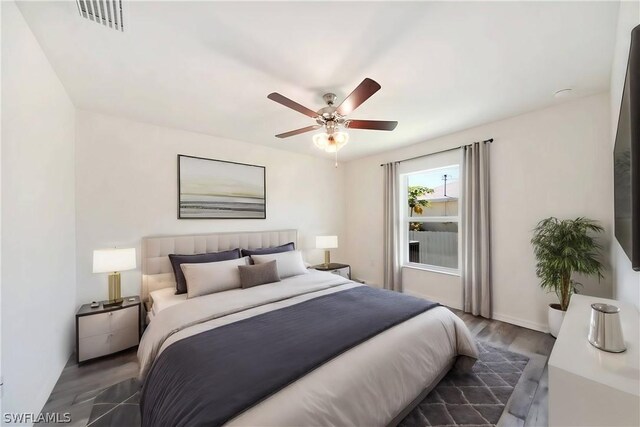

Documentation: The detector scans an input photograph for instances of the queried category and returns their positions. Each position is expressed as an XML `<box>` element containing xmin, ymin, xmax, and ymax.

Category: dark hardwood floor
<box><xmin>40</xmin><ymin>310</ymin><xmax>555</xmax><ymax>427</ymax></box>
<box><xmin>40</xmin><ymin>349</ymin><xmax>138</xmax><ymax>427</ymax></box>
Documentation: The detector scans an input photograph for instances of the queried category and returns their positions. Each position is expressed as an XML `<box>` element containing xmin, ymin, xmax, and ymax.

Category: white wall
<box><xmin>1</xmin><ymin>0</ymin><xmax>76</xmax><ymax>416</ymax></box>
<box><xmin>611</xmin><ymin>0</ymin><xmax>640</xmax><ymax>310</ymax></box>
<box><xmin>344</xmin><ymin>93</ymin><xmax>612</xmax><ymax>332</ymax></box>
<box><xmin>0</xmin><ymin>0</ymin><xmax>4</xmax><ymax>414</ymax></box>
<box><xmin>75</xmin><ymin>110</ymin><xmax>345</xmax><ymax>304</ymax></box>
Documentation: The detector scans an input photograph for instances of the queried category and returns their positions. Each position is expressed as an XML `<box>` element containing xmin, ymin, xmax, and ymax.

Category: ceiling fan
<box><xmin>267</xmin><ymin>78</ymin><xmax>398</xmax><ymax>154</ymax></box>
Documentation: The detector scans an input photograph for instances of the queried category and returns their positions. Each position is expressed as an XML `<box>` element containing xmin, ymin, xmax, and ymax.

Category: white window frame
<box><xmin>400</xmin><ymin>165</ymin><xmax>461</xmax><ymax>276</ymax></box>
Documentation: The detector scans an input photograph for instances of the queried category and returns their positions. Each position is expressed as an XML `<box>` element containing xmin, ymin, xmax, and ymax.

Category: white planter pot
<box><xmin>548</xmin><ymin>303</ymin><xmax>566</xmax><ymax>338</ymax></box>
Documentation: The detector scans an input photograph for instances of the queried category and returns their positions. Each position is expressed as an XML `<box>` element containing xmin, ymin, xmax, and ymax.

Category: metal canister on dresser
<box><xmin>588</xmin><ymin>303</ymin><xmax>627</xmax><ymax>353</ymax></box>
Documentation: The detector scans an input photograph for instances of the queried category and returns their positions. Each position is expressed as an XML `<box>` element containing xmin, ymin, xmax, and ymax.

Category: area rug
<box><xmin>87</xmin><ymin>341</ymin><xmax>530</xmax><ymax>427</ymax></box>
<box><xmin>399</xmin><ymin>342</ymin><xmax>530</xmax><ymax>427</ymax></box>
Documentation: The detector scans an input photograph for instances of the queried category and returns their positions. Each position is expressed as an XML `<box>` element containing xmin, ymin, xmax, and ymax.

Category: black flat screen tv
<box><xmin>614</xmin><ymin>24</ymin><xmax>640</xmax><ymax>271</ymax></box>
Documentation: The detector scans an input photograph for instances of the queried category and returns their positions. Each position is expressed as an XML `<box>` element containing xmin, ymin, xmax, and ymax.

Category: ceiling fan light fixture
<box><xmin>313</xmin><ymin>132</ymin><xmax>349</xmax><ymax>153</ymax></box>
<box><xmin>267</xmin><ymin>78</ymin><xmax>396</xmax><ymax>163</ymax></box>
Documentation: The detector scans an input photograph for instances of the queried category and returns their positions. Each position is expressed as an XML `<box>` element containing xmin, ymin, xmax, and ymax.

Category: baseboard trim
<box><xmin>402</xmin><ymin>289</ymin><xmax>463</xmax><ymax>311</ymax></box>
<box><xmin>401</xmin><ymin>290</ymin><xmax>549</xmax><ymax>333</ymax></box>
<box><xmin>492</xmin><ymin>312</ymin><xmax>549</xmax><ymax>333</ymax></box>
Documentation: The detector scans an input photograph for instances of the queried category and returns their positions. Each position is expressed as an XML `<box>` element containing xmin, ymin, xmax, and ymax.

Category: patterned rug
<box><xmin>399</xmin><ymin>342</ymin><xmax>530</xmax><ymax>427</ymax></box>
<box><xmin>88</xmin><ymin>342</ymin><xmax>529</xmax><ymax>427</ymax></box>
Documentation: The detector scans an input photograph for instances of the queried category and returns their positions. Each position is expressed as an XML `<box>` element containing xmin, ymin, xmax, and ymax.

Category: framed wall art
<box><xmin>178</xmin><ymin>155</ymin><xmax>266</xmax><ymax>219</ymax></box>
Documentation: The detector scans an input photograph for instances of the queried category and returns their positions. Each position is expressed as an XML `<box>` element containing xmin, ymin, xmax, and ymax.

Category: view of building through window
<box><xmin>405</xmin><ymin>165</ymin><xmax>460</xmax><ymax>271</ymax></box>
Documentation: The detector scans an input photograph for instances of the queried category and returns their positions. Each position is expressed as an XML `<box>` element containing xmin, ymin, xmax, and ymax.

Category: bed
<box><xmin>138</xmin><ymin>230</ymin><xmax>478</xmax><ymax>427</ymax></box>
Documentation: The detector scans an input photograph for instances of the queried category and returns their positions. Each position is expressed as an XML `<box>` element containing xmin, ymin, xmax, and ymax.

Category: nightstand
<box><xmin>76</xmin><ymin>296</ymin><xmax>142</xmax><ymax>363</ymax></box>
<box><xmin>311</xmin><ymin>263</ymin><xmax>351</xmax><ymax>279</ymax></box>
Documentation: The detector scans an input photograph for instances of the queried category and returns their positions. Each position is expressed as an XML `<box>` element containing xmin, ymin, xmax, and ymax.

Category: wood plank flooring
<box><xmin>452</xmin><ymin>309</ymin><xmax>555</xmax><ymax>427</ymax></box>
<box><xmin>40</xmin><ymin>309</ymin><xmax>555</xmax><ymax>427</ymax></box>
<box><xmin>40</xmin><ymin>350</ymin><xmax>138</xmax><ymax>427</ymax></box>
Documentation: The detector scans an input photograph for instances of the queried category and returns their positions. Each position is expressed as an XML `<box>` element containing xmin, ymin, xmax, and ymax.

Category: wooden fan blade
<box><xmin>268</xmin><ymin>93</ymin><xmax>319</xmax><ymax>118</ymax></box>
<box><xmin>347</xmin><ymin>120</ymin><xmax>398</xmax><ymax>131</ymax></box>
<box><xmin>336</xmin><ymin>78</ymin><xmax>382</xmax><ymax>116</ymax></box>
<box><xmin>275</xmin><ymin>125</ymin><xmax>321</xmax><ymax>138</ymax></box>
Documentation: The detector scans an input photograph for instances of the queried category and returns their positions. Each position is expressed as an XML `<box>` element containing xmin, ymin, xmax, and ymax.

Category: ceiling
<box><xmin>16</xmin><ymin>1</ymin><xmax>619</xmax><ymax>161</ymax></box>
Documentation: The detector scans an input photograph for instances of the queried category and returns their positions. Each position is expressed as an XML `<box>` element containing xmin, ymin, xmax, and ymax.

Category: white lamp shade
<box><xmin>316</xmin><ymin>236</ymin><xmax>338</xmax><ymax>249</ymax></box>
<box><xmin>93</xmin><ymin>248</ymin><xmax>136</xmax><ymax>273</ymax></box>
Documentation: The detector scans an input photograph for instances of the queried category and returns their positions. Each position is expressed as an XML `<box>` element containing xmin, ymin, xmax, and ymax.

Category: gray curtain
<box><xmin>383</xmin><ymin>162</ymin><xmax>402</xmax><ymax>292</ymax></box>
<box><xmin>461</xmin><ymin>142</ymin><xmax>492</xmax><ymax>317</ymax></box>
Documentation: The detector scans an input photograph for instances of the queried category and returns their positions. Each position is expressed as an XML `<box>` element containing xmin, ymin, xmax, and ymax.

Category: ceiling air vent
<box><xmin>76</xmin><ymin>0</ymin><xmax>124</xmax><ymax>32</ymax></box>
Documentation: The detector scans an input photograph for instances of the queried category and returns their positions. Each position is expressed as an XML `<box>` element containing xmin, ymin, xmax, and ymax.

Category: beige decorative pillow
<box><xmin>180</xmin><ymin>257</ymin><xmax>249</xmax><ymax>299</ymax></box>
<box><xmin>250</xmin><ymin>250</ymin><xmax>308</xmax><ymax>279</ymax></box>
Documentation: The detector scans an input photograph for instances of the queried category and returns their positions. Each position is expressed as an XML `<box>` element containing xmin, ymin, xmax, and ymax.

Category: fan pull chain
<box><xmin>335</xmin><ymin>149</ymin><xmax>338</xmax><ymax>168</ymax></box>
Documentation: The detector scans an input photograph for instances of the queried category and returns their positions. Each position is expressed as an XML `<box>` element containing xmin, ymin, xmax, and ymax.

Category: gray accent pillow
<box><xmin>169</xmin><ymin>248</ymin><xmax>241</xmax><ymax>295</ymax></box>
<box><xmin>241</xmin><ymin>242</ymin><xmax>295</xmax><ymax>257</ymax></box>
<box><xmin>238</xmin><ymin>260</ymin><xmax>280</xmax><ymax>289</ymax></box>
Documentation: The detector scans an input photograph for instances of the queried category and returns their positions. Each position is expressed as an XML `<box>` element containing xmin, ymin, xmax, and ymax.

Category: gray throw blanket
<box><xmin>140</xmin><ymin>286</ymin><xmax>439</xmax><ymax>427</ymax></box>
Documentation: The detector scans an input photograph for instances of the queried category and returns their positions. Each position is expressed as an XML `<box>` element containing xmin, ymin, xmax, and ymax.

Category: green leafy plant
<box><xmin>531</xmin><ymin>217</ymin><xmax>604</xmax><ymax>311</ymax></box>
<box><xmin>409</xmin><ymin>222</ymin><xmax>423</xmax><ymax>231</ymax></box>
<box><xmin>408</xmin><ymin>186</ymin><xmax>434</xmax><ymax>216</ymax></box>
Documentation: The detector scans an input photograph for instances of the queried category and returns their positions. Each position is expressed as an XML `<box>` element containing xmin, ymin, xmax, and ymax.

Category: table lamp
<box><xmin>93</xmin><ymin>248</ymin><xmax>136</xmax><ymax>307</ymax></box>
<box><xmin>316</xmin><ymin>236</ymin><xmax>338</xmax><ymax>268</ymax></box>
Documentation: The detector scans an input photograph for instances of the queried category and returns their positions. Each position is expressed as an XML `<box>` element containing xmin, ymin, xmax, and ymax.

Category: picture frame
<box><xmin>177</xmin><ymin>154</ymin><xmax>266</xmax><ymax>219</ymax></box>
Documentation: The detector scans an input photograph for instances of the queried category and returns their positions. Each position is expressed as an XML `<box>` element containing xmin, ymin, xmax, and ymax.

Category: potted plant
<box><xmin>531</xmin><ymin>217</ymin><xmax>604</xmax><ymax>337</ymax></box>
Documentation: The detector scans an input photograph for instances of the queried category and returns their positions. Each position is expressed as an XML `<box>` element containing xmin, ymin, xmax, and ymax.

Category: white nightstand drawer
<box><xmin>78</xmin><ymin>329</ymin><xmax>139</xmax><ymax>362</ymax></box>
<box><xmin>78</xmin><ymin>312</ymin><xmax>111</xmax><ymax>338</ymax></box>
<box><xmin>78</xmin><ymin>333</ymin><xmax>110</xmax><ymax>362</ymax></box>
<box><xmin>110</xmin><ymin>327</ymin><xmax>139</xmax><ymax>353</ymax></box>
<box><xmin>78</xmin><ymin>305</ymin><xmax>138</xmax><ymax>338</ymax></box>
<box><xmin>110</xmin><ymin>305</ymin><xmax>138</xmax><ymax>332</ymax></box>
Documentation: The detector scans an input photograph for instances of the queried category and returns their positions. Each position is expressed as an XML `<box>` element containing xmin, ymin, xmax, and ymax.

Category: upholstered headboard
<box><xmin>141</xmin><ymin>230</ymin><xmax>298</xmax><ymax>301</ymax></box>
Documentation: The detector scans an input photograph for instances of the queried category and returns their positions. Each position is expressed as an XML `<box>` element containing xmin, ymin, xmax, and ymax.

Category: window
<box><xmin>401</xmin><ymin>164</ymin><xmax>460</xmax><ymax>274</ymax></box>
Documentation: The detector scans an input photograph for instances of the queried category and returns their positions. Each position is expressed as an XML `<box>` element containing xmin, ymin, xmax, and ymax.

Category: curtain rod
<box><xmin>379</xmin><ymin>138</ymin><xmax>493</xmax><ymax>167</ymax></box>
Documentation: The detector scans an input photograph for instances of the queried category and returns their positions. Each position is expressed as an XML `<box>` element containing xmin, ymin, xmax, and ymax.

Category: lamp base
<box><xmin>324</xmin><ymin>250</ymin><xmax>331</xmax><ymax>268</ymax></box>
<box><xmin>108</xmin><ymin>271</ymin><xmax>122</xmax><ymax>304</ymax></box>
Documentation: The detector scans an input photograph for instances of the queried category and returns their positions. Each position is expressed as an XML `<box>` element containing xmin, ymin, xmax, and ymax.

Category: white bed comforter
<box><xmin>138</xmin><ymin>270</ymin><xmax>478</xmax><ymax>427</ymax></box>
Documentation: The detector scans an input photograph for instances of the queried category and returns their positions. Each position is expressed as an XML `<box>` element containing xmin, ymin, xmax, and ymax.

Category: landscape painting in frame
<box><xmin>178</xmin><ymin>155</ymin><xmax>266</xmax><ymax>219</ymax></box>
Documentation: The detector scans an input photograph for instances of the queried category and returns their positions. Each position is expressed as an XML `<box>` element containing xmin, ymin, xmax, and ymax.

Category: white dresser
<box><xmin>549</xmin><ymin>294</ymin><xmax>639</xmax><ymax>426</ymax></box>
<box><xmin>76</xmin><ymin>297</ymin><xmax>141</xmax><ymax>363</ymax></box>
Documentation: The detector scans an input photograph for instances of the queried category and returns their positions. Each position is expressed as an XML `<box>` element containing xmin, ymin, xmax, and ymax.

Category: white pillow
<box><xmin>251</xmin><ymin>250</ymin><xmax>308</xmax><ymax>279</ymax></box>
<box><xmin>180</xmin><ymin>257</ymin><xmax>249</xmax><ymax>299</ymax></box>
